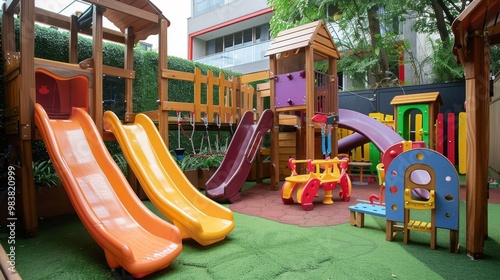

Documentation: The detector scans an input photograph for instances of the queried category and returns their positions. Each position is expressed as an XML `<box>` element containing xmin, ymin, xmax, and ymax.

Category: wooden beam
<box><xmin>158</xmin><ymin>18</ymin><xmax>169</xmax><ymax>142</ymax></box>
<box><xmin>162</xmin><ymin>69</ymin><xmax>195</xmax><ymax>82</ymax></box>
<box><xmin>240</xmin><ymin>71</ymin><xmax>270</xmax><ymax>84</ymax></box>
<box><xmin>304</xmin><ymin>46</ymin><xmax>315</xmax><ymax>164</ymax></box>
<box><xmin>34</xmin><ymin>7</ymin><xmax>126</xmax><ymax>44</ymax></box>
<box><xmin>69</xmin><ymin>15</ymin><xmax>79</xmax><ymax>64</ymax></box>
<box><xmin>269</xmin><ymin>55</ymin><xmax>280</xmax><ymax>190</ymax></box>
<box><xmin>85</xmin><ymin>0</ymin><xmax>158</xmax><ymax>23</ymax></box>
<box><xmin>330</xmin><ymin>57</ymin><xmax>338</xmax><ymax>156</ymax></box>
<box><xmin>1</xmin><ymin>6</ymin><xmax>16</xmax><ymax>53</ymax></box>
<box><xmin>124</xmin><ymin>26</ymin><xmax>135</xmax><ymax>116</ymax></box>
<box><xmin>3</xmin><ymin>0</ymin><xmax>19</xmax><ymax>14</ymax></box>
<box><xmin>0</xmin><ymin>244</ymin><xmax>22</xmax><ymax>280</ymax></box>
<box><xmin>102</xmin><ymin>66</ymin><xmax>135</xmax><ymax>79</ymax></box>
<box><xmin>464</xmin><ymin>31</ymin><xmax>490</xmax><ymax>259</ymax></box>
<box><xmin>92</xmin><ymin>5</ymin><xmax>104</xmax><ymax>133</ymax></box>
<box><xmin>20</xmin><ymin>0</ymin><xmax>38</xmax><ymax>236</ymax></box>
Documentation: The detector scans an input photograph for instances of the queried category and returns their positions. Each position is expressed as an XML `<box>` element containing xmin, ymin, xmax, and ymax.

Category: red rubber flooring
<box><xmin>230</xmin><ymin>180</ymin><xmax>500</xmax><ymax>227</ymax></box>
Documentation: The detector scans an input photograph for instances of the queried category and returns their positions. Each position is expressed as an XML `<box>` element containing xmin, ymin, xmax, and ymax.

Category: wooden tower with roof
<box><xmin>265</xmin><ymin>20</ymin><xmax>340</xmax><ymax>189</ymax></box>
<box><xmin>1</xmin><ymin>0</ymin><xmax>169</xmax><ymax>236</ymax></box>
<box><xmin>390</xmin><ymin>92</ymin><xmax>443</xmax><ymax>150</ymax></box>
<box><xmin>452</xmin><ymin>0</ymin><xmax>499</xmax><ymax>258</ymax></box>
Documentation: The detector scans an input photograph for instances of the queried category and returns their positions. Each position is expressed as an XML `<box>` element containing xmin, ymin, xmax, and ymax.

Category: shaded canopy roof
<box><xmin>100</xmin><ymin>0</ymin><xmax>169</xmax><ymax>42</ymax></box>
<box><xmin>265</xmin><ymin>20</ymin><xmax>340</xmax><ymax>59</ymax></box>
<box><xmin>390</xmin><ymin>92</ymin><xmax>442</xmax><ymax>106</ymax></box>
<box><xmin>29</xmin><ymin>0</ymin><xmax>169</xmax><ymax>44</ymax></box>
<box><xmin>452</xmin><ymin>0</ymin><xmax>500</xmax><ymax>64</ymax></box>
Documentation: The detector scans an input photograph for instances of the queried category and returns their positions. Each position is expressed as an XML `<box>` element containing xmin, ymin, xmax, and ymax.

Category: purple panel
<box><xmin>274</xmin><ymin>70</ymin><xmax>306</xmax><ymax>108</ymax></box>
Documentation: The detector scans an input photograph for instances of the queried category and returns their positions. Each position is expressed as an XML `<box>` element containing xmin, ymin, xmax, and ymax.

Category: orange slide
<box><xmin>103</xmin><ymin>111</ymin><xmax>235</xmax><ymax>246</ymax></box>
<box><xmin>34</xmin><ymin>104</ymin><xmax>182</xmax><ymax>278</ymax></box>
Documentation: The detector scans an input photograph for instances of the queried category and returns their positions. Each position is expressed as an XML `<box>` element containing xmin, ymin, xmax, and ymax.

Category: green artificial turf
<box><xmin>2</xmin><ymin>200</ymin><xmax>500</xmax><ymax>279</ymax></box>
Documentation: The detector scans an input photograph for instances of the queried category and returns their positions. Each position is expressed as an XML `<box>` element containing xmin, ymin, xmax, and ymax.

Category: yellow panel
<box><xmin>363</xmin><ymin>143</ymin><xmax>370</xmax><ymax>161</ymax></box>
<box><xmin>369</xmin><ymin>112</ymin><xmax>384</xmax><ymax>121</ymax></box>
<box><xmin>402</xmin><ymin>141</ymin><xmax>413</xmax><ymax>152</ymax></box>
<box><xmin>415</xmin><ymin>114</ymin><xmax>423</xmax><ymax>141</ymax></box>
<box><xmin>458</xmin><ymin>112</ymin><xmax>466</xmax><ymax>174</ymax></box>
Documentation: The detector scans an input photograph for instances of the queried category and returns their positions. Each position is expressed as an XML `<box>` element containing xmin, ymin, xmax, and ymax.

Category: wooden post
<box><xmin>230</xmin><ymin>77</ymin><xmax>238</xmax><ymax>121</ymax></box>
<box><xmin>269</xmin><ymin>56</ymin><xmax>280</xmax><ymax>190</ymax></box>
<box><xmin>124</xmin><ymin>27</ymin><xmax>135</xmax><ymax>118</ymax></box>
<box><xmin>158</xmin><ymin>18</ymin><xmax>169</xmax><ymax>142</ymax></box>
<box><xmin>16</xmin><ymin>0</ymin><xmax>38</xmax><ymax>237</ymax></box>
<box><xmin>464</xmin><ymin>31</ymin><xmax>490</xmax><ymax>259</ymax></box>
<box><xmin>124</xmin><ymin>26</ymin><xmax>141</xmax><ymax>196</ymax></box>
<box><xmin>330</xmin><ymin>57</ymin><xmax>338</xmax><ymax>156</ymax></box>
<box><xmin>207</xmin><ymin>70</ymin><xmax>215</xmax><ymax>120</ymax></box>
<box><xmin>92</xmin><ymin>5</ymin><xmax>104</xmax><ymax>133</ymax></box>
<box><xmin>193</xmin><ymin>68</ymin><xmax>202</xmax><ymax>122</ymax></box>
<box><xmin>305</xmin><ymin>47</ymin><xmax>315</xmax><ymax>163</ymax></box>
<box><xmin>69</xmin><ymin>15</ymin><xmax>79</xmax><ymax>64</ymax></box>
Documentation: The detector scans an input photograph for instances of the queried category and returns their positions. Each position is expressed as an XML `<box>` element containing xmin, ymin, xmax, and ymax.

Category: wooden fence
<box><xmin>142</xmin><ymin>67</ymin><xmax>257</xmax><ymax>126</ymax></box>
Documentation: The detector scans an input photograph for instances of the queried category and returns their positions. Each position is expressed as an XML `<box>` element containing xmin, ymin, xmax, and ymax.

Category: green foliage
<box><xmin>111</xmin><ymin>153</ymin><xmax>128</xmax><ymax>177</ymax></box>
<box><xmin>133</xmin><ymin>50</ymin><xmax>160</xmax><ymax>113</ymax></box>
<box><xmin>32</xmin><ymin>160</ymin><xmax>61</xmax><ymax>189</ymax></box>
<box><xmin>197</xmin><ymin>153</ymin><xmax>224</xmax><ymax>170</ymax></box>
<box><xmin>491</xmin><ymin>46</ymin><xmax>500</xmax><ymax>75</ymax></box>
<box><xmin>175</xmin><ymin>150</ymin><xmax>224</xmax><ymax>171</ymax></box>
<box><xmin>176</xmin><ymin>155</ymin><xmax>202</xmax><ymax>171</ymax></box>
<box><xmin>268</xmin><ymin>0</ymin><xmax>405</xmax><ymax>85</ymax></box>
<box><xmin>428</xmin><ymin>39</ymin><xmax>464</xmax><ymax>83</ymax></box>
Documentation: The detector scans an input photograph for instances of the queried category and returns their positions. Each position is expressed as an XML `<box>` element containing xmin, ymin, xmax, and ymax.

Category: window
<box><xmin>137</xmin><ymin>41</ymin><xmax>152</xmax><ymax>51</ymax></box>
<box><xmin>206</xmin><ymin>39</ymin><xmax>216</xmax><ymax>55</ymax></box>
<box><xmin>234</xmin><ymin>31</ymin><xmax>243</xmax><ymax>49</ymax></box>
<box><xmin>203</xmin><ymin>24</ymin><xmax>272</xmax><ymax>56</ymax></box>
<box><xmin>255</xmin><ymin>23</ymin><xmax>270</xmax><ymax>43</ymax></box>
<box><xmin>243</xmin><ymin>29</ymin><xmax>252</xmax><ymax>46</ymax></box>
<box><xmin>215</xmin><ymin>37</ymin><xmax>224</xmax><ymax>53</ymax></box>
<box><xmin>193</xmin><ymin>0</ymin><xmax>225</xmax><ymax>16</ymax></box>
<box><xmin>224</xmin><ymin>34</ymin><xmax>234</xmax><ymax>51</ymax></box>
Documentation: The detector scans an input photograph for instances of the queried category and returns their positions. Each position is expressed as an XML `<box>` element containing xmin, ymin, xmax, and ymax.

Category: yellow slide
<box><xmin>34</xmin><ymin>104</ymin><xmax>182</xmax><ymax>278</ymax></box>
<box><xmin>103</xmin><ymin>111</ymin><xmax>235</xmax><ymax>246</ymax></box>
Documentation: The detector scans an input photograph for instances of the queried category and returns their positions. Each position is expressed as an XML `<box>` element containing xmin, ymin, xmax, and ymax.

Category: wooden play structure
<box><xmin>1</xmin><ymin>0</ymin><xmax>261</xmax><ymax>236</ymax></box>
<box><xmin>265</xmin><ymin>20</ymin><xmax>341</xmax><ymax>190</ymax></box>
<box><xmin>452</xmin><ymin>0</ymin><xmax>498</xmax><ymax>258</ymax></box>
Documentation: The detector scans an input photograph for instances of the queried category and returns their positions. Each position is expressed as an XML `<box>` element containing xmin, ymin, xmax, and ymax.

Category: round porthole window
<box><xmin>410</xmin><ymin>169</ymin><xmax>431</xmax><ymax>185</ymax></box>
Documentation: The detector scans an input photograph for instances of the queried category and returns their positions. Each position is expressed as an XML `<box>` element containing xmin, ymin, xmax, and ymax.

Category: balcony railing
<box><xmin>194</xmin><ymin>0</ymin><xmax>239</xmax><ymax>17</ymax></box>
<box><xmin>195</xmin><ymin>41</ymin><xmax>271</xmax><ymax>68</ymax></box>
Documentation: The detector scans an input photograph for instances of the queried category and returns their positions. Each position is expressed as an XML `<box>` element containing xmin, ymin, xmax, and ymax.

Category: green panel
<box><xmin>396</xmin><ymin>103</ymin><xmax>430</xmax><ymax>147</ymax></box>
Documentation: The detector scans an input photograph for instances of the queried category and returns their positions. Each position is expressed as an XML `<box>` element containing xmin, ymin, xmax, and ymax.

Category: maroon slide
<box><xmin>205</xmin><ymin>109</ymin><xmax>274</xmax><ymax>203</ymax></box>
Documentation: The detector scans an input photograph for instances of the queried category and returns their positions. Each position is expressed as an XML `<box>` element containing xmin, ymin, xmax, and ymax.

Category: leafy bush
<box><xmin>176</xmin><ymin>155</ymin><xmax>202</xmax><ymax>171</ymax></box>
<box><xmin>112</xmin><ymin>153</ymin><xmax>128</xmax><ymax>176</ymax></box>
<box><xmin>32</xmin><ymin>160</ymin><xmax>60</xmax><ymax>189</ymax></box>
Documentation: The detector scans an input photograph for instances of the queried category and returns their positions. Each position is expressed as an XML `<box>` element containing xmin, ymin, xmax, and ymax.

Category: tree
<box><xmin>267</xmin><ymin>0</ymin><xmax>473</xmax><ymax>87</ymax></box>
<box><xmin>268</xmin><ymin>0</ymin><xmax>410</xmax><ymax>87</ymax></box>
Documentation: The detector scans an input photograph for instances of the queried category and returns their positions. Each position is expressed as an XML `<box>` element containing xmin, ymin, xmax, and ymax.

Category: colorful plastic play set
<box><xmin>1</xmin><ymin>0</ymin><xmax>496</xmax><ymax>278</ymax></box>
